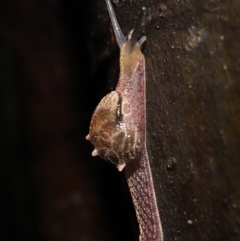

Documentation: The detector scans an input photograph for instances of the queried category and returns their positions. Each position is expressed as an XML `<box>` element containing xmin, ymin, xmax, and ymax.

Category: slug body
<box><xmin>86</xmin><ymin>1</ymin><xmax>163</xmax><ymax>240</ymax></box>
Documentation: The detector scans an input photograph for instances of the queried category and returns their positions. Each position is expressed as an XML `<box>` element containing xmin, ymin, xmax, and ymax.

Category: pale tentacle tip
<box><xmin>86</xmin><ymin>134</ymin><xmax>90</xmax><ymax>140</ymax></box>
<box><xmin>128</xmin><ymin>29</ymin><xmax>134</xmax><ymax>40</ymax></box>
<box><xmin>92</xmin><ymin>149</ymin><xmax>98</xmax><ymax>156</ymax></box>
<box><xmin>117</xmin><ymin>163</ymin><xmax>126</xmax><ymax>172</ymax></box>
<box><xmin>138</xmin><ymin>36</ymin><xmax>147</xmax><ymax>46</ymax></box>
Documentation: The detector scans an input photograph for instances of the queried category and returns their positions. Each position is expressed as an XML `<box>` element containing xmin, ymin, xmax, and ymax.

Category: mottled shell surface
<box><xmin>88</xmin><ymin>91</ymin><xmax>140</xmax><ymax>168</ymax></box>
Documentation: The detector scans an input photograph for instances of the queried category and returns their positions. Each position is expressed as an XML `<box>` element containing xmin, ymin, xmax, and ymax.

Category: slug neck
<box><xmin>119</xmin><ymin>41</ymin><xmax>144</xmax><ymax>80</ymax></box>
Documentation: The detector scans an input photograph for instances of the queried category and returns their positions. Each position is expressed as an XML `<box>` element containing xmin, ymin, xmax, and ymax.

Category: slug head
<box><xmin>119</xmin><ymin>6</ymin><xmax>147</xmax><ymax>79</ymax></box>
<box><xmin>120</xmin><ymin>41</ymin><xmax>144</xmax><ymax>80</ymax></box>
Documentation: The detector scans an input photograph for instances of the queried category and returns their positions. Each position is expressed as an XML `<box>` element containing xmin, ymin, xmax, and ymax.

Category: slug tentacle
<box><xmin>105</xmin><ymin>0</ymin><xmax>125</xmax><ymax>47</ymax></box>
<box><xmin>129</xmin><ymin>6</ymin><xmax>146</xmax><ymax>52</ymax></box>
<box><xmin>138</xmin><ymin>35</ymin><xmax>147</xmax><ymax>47</ymax></box>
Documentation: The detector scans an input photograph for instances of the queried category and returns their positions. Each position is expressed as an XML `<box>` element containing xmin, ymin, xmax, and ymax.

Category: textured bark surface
<box><xmin>95</xmin><ymin>0</ymin><xmax>240</xmax><ymax>240</ymax></box>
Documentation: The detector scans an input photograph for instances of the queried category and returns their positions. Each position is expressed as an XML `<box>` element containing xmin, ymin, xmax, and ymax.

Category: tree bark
<box><xmin>95</xmin><ymin>0</ymin><xmax>240</xmax><ymax>240</ymax></box>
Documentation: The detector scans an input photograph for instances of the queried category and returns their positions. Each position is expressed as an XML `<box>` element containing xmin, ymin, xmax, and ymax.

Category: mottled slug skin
<box><xmin>126</xmin><ymin>154</ymin><xmax>163</xmax><ymax>241</ymax></box>
<box><xmin>118</xmin><ymin>44</ymin><xmax>163</xmax><ymax>241</ymax></box>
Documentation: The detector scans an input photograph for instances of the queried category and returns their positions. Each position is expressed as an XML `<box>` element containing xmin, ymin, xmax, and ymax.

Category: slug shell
<box><xmin>87</xmin><ymin>91</ymin><xmax>141</xmax><ymax>171</ymax></box>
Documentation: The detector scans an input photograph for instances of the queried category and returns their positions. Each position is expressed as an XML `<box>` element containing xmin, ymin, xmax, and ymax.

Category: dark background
<box><xmin>1</xmin><ymin>1</ymin><xmax>136</xmax><ymax>241</ymax></box>
<box><xmin>1</xmin><ymin>0</ymin><xmax>240</xmax><ymax>241</ymax></box>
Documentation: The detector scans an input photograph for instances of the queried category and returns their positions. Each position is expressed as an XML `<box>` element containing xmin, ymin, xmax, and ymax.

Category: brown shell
<box><xmin>88</xmin><ymin>91</ymin><xmax>140</xmax><ymax>167</ymax></box>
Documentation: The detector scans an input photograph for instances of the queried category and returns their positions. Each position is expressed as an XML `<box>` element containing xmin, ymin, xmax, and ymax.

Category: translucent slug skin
<box><xmin>116</xmin><ymin>20</ymin><xmax>164</xmax><ymax>241</ymax></box>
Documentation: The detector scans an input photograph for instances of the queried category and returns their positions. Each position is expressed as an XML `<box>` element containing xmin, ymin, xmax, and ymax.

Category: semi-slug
<box><xmin>86</xmin><ymin>1</ymin><xmax>163</xmax><ymax>240</ymax></box>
